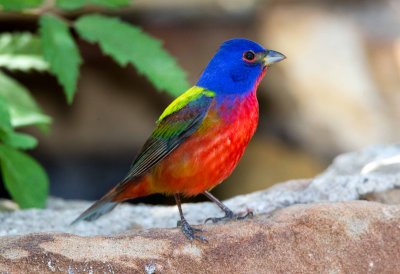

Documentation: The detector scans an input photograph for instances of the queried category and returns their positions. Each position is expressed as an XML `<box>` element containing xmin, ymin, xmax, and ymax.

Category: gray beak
<box><xmin>263</xmin><ymin>50</ymin><xmax>286</xmax><ymax>66</ymax></box>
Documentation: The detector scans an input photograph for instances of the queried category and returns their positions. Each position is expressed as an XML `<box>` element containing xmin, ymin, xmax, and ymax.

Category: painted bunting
<box><xmin>72</xmin><ymin>38</ymin><xmax>285</xmax><ymax>241</ymax></box>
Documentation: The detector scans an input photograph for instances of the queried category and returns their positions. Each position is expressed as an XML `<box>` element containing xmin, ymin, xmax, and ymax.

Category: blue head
<box><xmin>196</xmin><ymin>38</ymin><xmax>285</xmax><ymax>95</ymax></box>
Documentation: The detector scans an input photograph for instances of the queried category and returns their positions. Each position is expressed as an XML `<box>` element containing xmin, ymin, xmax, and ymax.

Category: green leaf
<box><xmin>0</xmin><ymin>95</ymin><xmax>37</xmax><ymax>149</ymax></box>
<box><xmin>0</xmin><ymin>131</ymin><xmax>38</xmax><ymax>149</ymax></box>
<box><xmin>0</xmin><ymin>144</ymin><xmax>48</xmax><ymax>208</ymax></box>
<box><xmin>0</xmin><ymin>95</ymin><xmax>12</xmax><ymax>132</ymax></box>
<box><xmin>55</xmin><ymin>0</ymin><xmax>86</xmax><ymax>10</ymax></box>
<box><xmin>0</xmin><ymin>71</ymin><xmax>52</xmax><ymax>127</ymax></box>
<box><xmin>75</xmin><ymin>15</ymin><xmax>189</xmax><ymax>97</ymax></box>
<box><xmin>0</xmin><ymin>32</ymin><xmax>48</xmax><ymax>72</ymax></box>
<box><xmin>91</xmin><ymin>0</ymin><xmax>131</xmax><ymax>8</ymax></box>
<box><xmin>0</xmin><ymin>0</ymin><xmax>44</xmax><ymax>11</ymax></box>
<box><xmin>56</xmin><ymin>0</ymin><xmax>131</xmax><ymax>10</ymax></box>
<box><xmin>39</xmin><ymin>14</ymin><xmax>82</xmax><ymax>104</ymax></box>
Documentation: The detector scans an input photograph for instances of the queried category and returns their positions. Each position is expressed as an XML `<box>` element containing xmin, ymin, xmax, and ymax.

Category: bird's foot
<box><xmin>177</xmin><ymin>219</ymin><xmax>207</xmax><ymax>242</ymax></box>
<box><xmin>205</xmin><ymin>209</ymin><xmax>253</xmax><ymax>224</ymax></box>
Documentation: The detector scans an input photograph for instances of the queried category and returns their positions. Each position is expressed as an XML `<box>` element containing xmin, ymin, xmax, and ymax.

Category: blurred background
<box><xmin>0</xmin><ymin>0</ymin><xmax>399</xmax><ymax>205</ymax></box>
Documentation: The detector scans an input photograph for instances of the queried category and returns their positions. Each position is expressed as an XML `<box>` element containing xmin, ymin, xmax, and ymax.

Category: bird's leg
<box><xmin>203</xmin><ymin>191</ymin><xmax>253</xmax><ymax>224</ymax></box>
<box><xmin>174</xmin><ymin>193</ymin><xmax>207</xmax><ymax>242</ymax></box>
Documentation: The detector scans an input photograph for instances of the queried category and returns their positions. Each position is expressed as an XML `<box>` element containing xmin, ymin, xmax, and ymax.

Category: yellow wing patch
<box><xmin>158</xmin><ymin>86</ymin><xmax>215</xmax><ymax>121</ymax></box>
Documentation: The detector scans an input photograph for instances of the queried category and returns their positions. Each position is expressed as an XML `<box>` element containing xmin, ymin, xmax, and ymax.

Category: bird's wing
<box><xmin>122</xmin><ymin>86</ymin><xmax>215</xmax><ymax>182</ymax></box>
<box><xmin>70</xmin><ymin>87</ymin><xmax>215</xmax><ymax>224</ymax></box>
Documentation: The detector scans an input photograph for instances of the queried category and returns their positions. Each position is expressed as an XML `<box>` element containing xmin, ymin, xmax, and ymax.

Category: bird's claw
<box><xmin>177</xmin><ymin>219</ymin><xmax>207</xmax><ymax>242</ymax></box>
<box><xmin>205</xmin><ymin>210</ymin><xmax>253</xmax><ymax>224</ymax></box>
<box><xmin>237</xmin><ymin>210</ymin><xmax>253</xmax><ymax>220</ymax></box>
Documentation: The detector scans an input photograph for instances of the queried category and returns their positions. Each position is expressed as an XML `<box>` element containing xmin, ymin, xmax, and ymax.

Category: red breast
<box><xmin>149</xmin><ymin>91</ymin><xmax>259</xmax><ymax>196</ymax></box>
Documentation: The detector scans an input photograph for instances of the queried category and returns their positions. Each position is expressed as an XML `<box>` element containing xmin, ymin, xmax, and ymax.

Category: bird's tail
<box><xmin>71</xmin><ymin>189</ymin><xmax>119</xmax><ymax>225</ymax></box>
<box><xmin>71</xmin><ymin>177</ymin><xmax>151</xmax><ymax>225</ymax></box>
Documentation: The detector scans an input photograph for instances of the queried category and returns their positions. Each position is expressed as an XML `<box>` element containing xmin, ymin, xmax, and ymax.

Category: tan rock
<box><xmin>1</xmin><ymin>201</ymin><xmax>399</xmax><ymax>273</ymax></box>
<box><xmin>0</xmin><ymin>145</ymin><xmax>399</xmax><ymax>272</ymax></box>
<box><xmin>0</xmin><ymin>199</ymin><xmax>19</xmax><ymax>212</ymax></box>
<box><xmin>363</xmin><ymin>189</ymin><xmax>400</xmax><ymax>204</ymax></box>
<box><xmin>0</xmin><ymin>144</ymin><xmax>398</xmax><ymax>238</ymax></box>
<box><xmin>259</xmin><ymin>4</ymin><xmax>400</xmax><ymax>157</ymax></box>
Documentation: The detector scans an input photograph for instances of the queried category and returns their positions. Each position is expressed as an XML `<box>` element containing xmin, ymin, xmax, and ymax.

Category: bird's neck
<box><xmin>196</xmin><ymin>67</ymin><xmax>266</xmax><ymax>96</ymax></box>
<box><xmin>211</xmin><ymin>66</ymin><xmax>266</xmax><ymax>102</ymax></box>
<box><xmin>211</xmin><ymin>88</ymin><xmax>259</xmax><ymax>124</ymax></box>
<box><xmin>196</xmin><ymin>65</ymin><xmax>267</xmax><ymax>96</ymax></box>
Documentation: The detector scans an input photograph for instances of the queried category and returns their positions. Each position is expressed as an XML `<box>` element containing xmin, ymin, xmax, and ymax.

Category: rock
<box><xmin>0</xmin><ymin>144</ymin><xmax>399</xmax><ymax>272</ymax></box>
<box><xmin>363</xmin><ymin>189</ymin><xmax>400</xmax><ymax>205</ymax></box>
<box><xmin>0</xmin><ymin>199</ymin><xmax>19</xmax><ymax>212</ymax></box>
<box><xmin>1</xmin><ymin>201</ymin><xmax>400</xmax><ymax>273</ymax></box>
<box><xmin>0</xmin><ymin>144</ymin><xmax>399</xmax><ymax>237</ymax></box>
<box><xmin>361</xmin><ymin>155</ymin><xmax>400</xmax><ymax>175</ymax></box>
<box><xmin>258</xmin><ymin>3</ymin><xmax>400</xmax><ymax>157</ymax></box>
<box><xmin>309</xmin><ymin>144</ymin><xmax>400</xmax><ymax>202</ymax></box>
<box><xmin>214</xmin><ymin>137</ymin><xmax>325</xmax><ymax>199</ymax></box>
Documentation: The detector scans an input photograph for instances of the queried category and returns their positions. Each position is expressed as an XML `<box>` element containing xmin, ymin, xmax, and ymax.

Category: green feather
<box><xmin>158</xmin><ymin>86</ymin><xmax>215</xmax><ymax>121</ymax></box>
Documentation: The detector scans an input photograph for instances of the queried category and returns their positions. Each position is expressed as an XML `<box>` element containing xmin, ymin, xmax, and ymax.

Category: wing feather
<box><xmin>70</xmin><ymin>87</ymin><xmax>215</xmax><ymax>224</ymax></box>
<box><xmin>121</xmin><ymin>87</ymin><xmax>214</xmax><ymax>183</ymax></box>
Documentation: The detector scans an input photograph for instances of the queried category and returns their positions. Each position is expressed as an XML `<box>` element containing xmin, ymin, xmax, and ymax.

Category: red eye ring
<box><xmin>243</xmin><ymin>50</ymin><xmax>256</xmax><ymax>62</ymax></box>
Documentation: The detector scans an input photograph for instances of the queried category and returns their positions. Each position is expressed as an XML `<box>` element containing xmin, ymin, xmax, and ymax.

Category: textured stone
<box><xmin>1</xmin><ymin>201</ymin><xmax>400</xmax><ymax>273</ymax></box>
<box><xmin>0</xmin><ymin>145</ymin><xmax>399</xmax><ymax>272</ymax></box>
<box><xmin>0</xmin><ymin>144</ymin><xmax>399</xmax><ymax>237</ymax></box>
<box><xmin>363</xmin><ymin>189</ymin><xmax>400</xmax><ymax>205</ymax></box>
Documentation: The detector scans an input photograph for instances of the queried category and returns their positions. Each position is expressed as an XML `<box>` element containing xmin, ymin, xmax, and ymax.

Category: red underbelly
<box><xmin>151</xmin><ymin>97</ymin><xmax>258</xmax><ymax>196</ymax></box>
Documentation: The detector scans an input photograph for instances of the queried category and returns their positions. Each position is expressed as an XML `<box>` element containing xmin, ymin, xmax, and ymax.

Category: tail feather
<box><xmin>71</xmin><ymin>177</ymin><xmax>150</xmax><ymax>225</ymax></box>
<box><xmin>71</xmin><ymin>191</ymin><xmax>119</xmax><ymax>225</ymax></box>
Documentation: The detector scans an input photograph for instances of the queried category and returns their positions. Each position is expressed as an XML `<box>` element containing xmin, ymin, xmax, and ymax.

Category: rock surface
<box><xmin>0</xmin><ymin>144</ymin><xmax>399</xmax><ymax>273</ymax></box>
<box><xmin>1</xmin><ymin>144</ymin><xmax>398</xmax><ymax>237</ymax></box>
<box><xmin>1</xmin><ymin>201</ymin><xmax>400</xmax><ymax>273</ymax></box>
<box><xmin>259</xmin><ymin>3</ymin><xmax>400</xmax><ymax>157</ymax></box>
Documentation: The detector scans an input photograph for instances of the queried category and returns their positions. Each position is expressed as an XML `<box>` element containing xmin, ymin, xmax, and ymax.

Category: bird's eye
<box><xmin>243</xmin><ymin>51</ymin><xmax>256</xmax><ymax>62</ymax></box>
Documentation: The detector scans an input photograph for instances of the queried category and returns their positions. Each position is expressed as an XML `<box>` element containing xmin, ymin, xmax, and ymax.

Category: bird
<box><xmin>71</xmin><ymin>38</ymin><xmax>285</xmax><ymax>241</ymax></box>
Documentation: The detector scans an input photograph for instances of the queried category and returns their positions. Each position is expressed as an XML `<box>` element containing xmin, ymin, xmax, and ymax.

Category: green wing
<box><xmin>122</xmin><ymin>86</ymin><xmax>215</xmax><ymax>182</ymax></box>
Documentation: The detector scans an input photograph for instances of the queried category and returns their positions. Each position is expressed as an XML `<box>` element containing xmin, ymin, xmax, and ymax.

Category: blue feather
<box><xmin>196</xmin><ymin>38</ymin><xmax>266</xmax><ymax>95</ymax></box>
